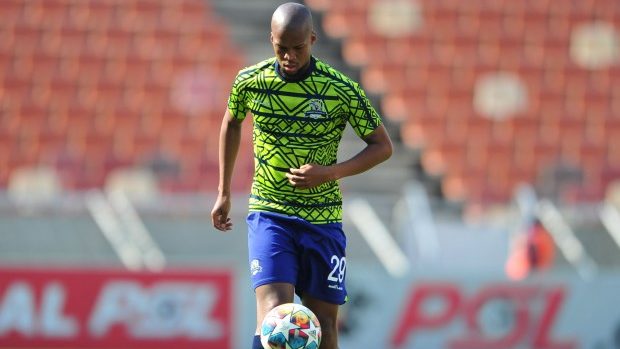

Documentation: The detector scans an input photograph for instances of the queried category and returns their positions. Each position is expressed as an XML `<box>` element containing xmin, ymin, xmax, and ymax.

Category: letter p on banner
<box><xmin>391</xmin><ymin>283</ymin><xmax>461</xmax><ymax>348</ymax></box>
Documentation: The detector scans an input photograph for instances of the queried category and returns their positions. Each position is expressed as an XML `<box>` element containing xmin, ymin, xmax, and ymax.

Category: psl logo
<box><xmin>305</xmin><ymin>99</ymin><xmax>327</xmax><ymax>119</ymax></box>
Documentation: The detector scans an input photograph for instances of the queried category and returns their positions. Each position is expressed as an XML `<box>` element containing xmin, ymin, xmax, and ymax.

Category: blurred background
<box><xmin>1</xmin><ymin>0</ymin><xmax>620</xmax><ymax>348</ymax></box>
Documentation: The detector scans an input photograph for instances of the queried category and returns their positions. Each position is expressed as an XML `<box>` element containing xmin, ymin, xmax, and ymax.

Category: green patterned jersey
<box><xmin>227</xmin><ymin>56</ymin><xmax>382</xmax><ymax>224</ymax></box>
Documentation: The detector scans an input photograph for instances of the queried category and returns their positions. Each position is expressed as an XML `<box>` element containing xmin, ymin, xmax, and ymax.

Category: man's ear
<box><xmin>310</xmin><ymin>31</ymin><xmax>317</xmax><ymax>45</ymax></box>
<box><xmin>270</xmin><ymin>32</ymin><xmax>274</xmax><ymax>43</ymax></box>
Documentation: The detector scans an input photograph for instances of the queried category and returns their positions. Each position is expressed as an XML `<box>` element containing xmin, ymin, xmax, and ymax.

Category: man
<box><xmin>211</xmin><ymin>3</ymin><xmax>392</xmax><ymax>348</ymax></box>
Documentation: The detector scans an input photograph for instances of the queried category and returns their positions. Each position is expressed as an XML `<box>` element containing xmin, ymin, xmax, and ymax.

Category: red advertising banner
<box><xmin>0</xmin><ymin>267</ymin><xmax>232</xmax><ymax>349</ymax></box>
<box><xmin>390</xmin><ymin>282</ymin><xmax>578</xmax><ymax>349</ymax></box>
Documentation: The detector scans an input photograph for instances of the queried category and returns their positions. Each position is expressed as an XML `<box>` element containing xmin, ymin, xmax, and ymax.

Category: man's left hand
<box><xmin>286</xmin><ymin>164</ymin><xmax>334</xmax><ymax>189</ymax></box>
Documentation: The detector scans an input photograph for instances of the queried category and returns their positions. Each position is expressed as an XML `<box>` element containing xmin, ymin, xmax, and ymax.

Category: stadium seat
<box><xmin>8</xmin><ymin>165</ymin><xmax>62</xmax><ymax>203</ymax></box>
<box><xmin>307</xmin><ymin>0</ymin><xmax>620</xmax><ymax>205</ymax></box>
<box><xmin>0</xmin><ymin>0</ymin><xmax>251</xmax><ymax>193</ymax></box>
<box><xmin>105</xmin><ymin>167</ymin><xmax>160</xmax><ymax>202</ymax></box>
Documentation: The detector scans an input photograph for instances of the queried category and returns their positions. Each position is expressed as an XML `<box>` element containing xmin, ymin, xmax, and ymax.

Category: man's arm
<box><xmin>286</xmin><ymin>124</ymin><xmax>393</xmax><ymax>189</ymax></box>
<box><xmin>211</xmin><ymin>109</ymin><xmax>243</xmax><ymax>231</ymax></box>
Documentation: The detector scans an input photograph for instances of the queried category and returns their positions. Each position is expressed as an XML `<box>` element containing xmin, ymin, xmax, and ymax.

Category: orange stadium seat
<box><xmin>1</xmin><ymin>0</ymin><xmax>251</xmax><ymax>193</ymax></box>
<box><xmin>307</xmin><ymin>0</ymin><xmax>620</xmax><ymax>205</ymax></box>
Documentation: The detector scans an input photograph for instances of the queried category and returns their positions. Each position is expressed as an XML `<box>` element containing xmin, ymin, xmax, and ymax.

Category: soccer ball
<box><xmin>260</xmin><ymin>303</ymin><xmax>322</xmax><ymax>349</ymax></box>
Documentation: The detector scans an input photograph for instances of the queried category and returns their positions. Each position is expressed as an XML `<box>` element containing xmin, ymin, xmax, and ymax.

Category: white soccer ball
<box><xmin>260</xmin><ymin>303</ymin><xmax>322</xmax><ymax>349</ymax></box>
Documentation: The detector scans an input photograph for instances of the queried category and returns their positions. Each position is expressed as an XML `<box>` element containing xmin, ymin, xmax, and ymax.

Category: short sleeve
<box><xmin>227</xmin><ymin>73</ymin><xmax>249</xmax><ymax>120</ymax></box>
<box><xmin>347</xmin><ymin>82</ymin><xmax>383</xmax><ymax>138</ymax></box>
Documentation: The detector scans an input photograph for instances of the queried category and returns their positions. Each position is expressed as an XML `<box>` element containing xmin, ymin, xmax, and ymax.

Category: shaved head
<box><xmin>270</xmin><ymin>2</ymin><xmax>316</xmax><ymax>77</ymax></box>
<box><xmin>271</xmin><ymin>2</ymin><xmax>314</xmax><ymax>35</ymax></box>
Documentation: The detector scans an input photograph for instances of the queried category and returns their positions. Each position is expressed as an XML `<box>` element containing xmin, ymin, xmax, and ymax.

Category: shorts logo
<box><xmin>250</xmin><ymin>259</ymin><xmax>263</xmax><ymax>275</ymax></box>
<box><xmin>305</xmin><ymin>99</ymin><xmax>327</xmax><ymax>119</ymax></box>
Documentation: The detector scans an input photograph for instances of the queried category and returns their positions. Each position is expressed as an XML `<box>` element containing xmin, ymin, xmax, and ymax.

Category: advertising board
<box><xmin>0</xmin><ymin>268</ymin><xmax>232</xmax><ymax>349</ymax></box>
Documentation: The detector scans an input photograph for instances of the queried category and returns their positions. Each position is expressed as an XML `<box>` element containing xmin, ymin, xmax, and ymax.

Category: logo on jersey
<box><xmin>250</xmin><ymin>259</ymin><xmax>263</xmax><ymax>276</ymax></box>
<box><xmin>305</xmin><ymin>99</ymin><xmax>327</xmax><ymax>119</ymax></box>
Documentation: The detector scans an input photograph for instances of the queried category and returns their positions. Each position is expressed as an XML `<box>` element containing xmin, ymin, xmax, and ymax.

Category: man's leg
<box><xmin>247</xmin><ymin>212</ymin><xmax>299</xmax><ymax>347</ymax></box>
<box><xmin>252</xmin><ymin>282</ymin><xmax>295</xmax><ymax>348</ymax></box>
<box><xmin>302</xmin><ymin>293</ymin><xmax>340</xmax><ymax>349</ymax></box>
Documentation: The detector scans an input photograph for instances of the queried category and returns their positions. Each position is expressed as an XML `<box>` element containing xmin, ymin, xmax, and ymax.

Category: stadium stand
<box><xmin>2</xmin><ymin>0</ymin><xmax>620</xmax><ymax>275</ymax></box>
<box><xmin>0</xmin><ymin>0</ymin><xmax>253</xmax><ymax>194</ymax></box>
<box><xmin>3</xmin><ymin>8</ymin><xmax>620</xmax><ymax>346</ymax></box>
<box><xmin>306</xmin><ymin>0</ymin><xmax>620</xmax><ymax>208</ymax></box>
<box><xmin>0</xmin><ymin>0</ymin><xmax>410</xmax><ymax>270</ymax></box>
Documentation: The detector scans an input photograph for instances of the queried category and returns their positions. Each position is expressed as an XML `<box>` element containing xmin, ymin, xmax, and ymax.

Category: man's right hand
<box><xmin>211</xmin><ymin>195</ymin><xmax>233</xmax><ymax>231</ymax></box>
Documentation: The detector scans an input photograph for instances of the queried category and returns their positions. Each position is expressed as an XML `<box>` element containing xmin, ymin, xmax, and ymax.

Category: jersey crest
<box><xmin>305</xmin><ymin>99</ymin><xmax>327</xmax><ymax>119</ymax></box>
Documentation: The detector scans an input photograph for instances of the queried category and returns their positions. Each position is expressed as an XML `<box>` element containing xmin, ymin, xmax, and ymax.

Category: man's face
<box><xmin>271</xmin><ymin>27</ymin><xmax>316</xmax><ymax>76</ymax></box>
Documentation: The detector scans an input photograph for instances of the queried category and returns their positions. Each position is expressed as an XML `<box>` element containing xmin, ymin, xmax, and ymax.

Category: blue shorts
<box><xmin>247</xmin><ymin>211</ymin><xmax>347</xmax><ymax>305</ymax></box>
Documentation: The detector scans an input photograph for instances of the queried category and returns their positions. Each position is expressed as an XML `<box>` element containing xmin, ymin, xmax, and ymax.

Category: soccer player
<box><xmin>211</xmin><ymin>3</ymin><xmax>393</xmax><ymax>348</ymax></box>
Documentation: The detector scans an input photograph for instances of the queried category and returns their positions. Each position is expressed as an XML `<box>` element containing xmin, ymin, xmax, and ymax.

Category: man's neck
<box><xmin>275</xmin><ymin>57</ymin><xmax>315</xmax><ymax>82</ymax></box>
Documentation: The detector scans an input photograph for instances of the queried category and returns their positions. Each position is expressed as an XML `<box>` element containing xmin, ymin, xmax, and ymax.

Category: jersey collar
<box><xmin>274</xmin><ymin>56</ymin><xmax>316</xmax><ymax>82</ymax></box>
